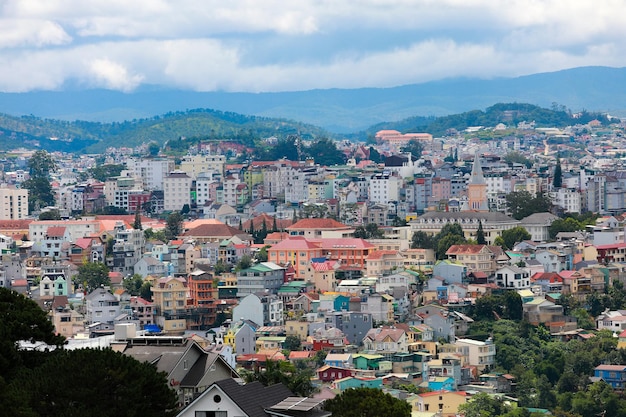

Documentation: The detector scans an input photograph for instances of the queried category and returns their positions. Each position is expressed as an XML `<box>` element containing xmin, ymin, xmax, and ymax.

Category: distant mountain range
<box><xmin>0</xmin><ymin>66</ymin><xmax>625</xmax><ymax>133</ymax></box>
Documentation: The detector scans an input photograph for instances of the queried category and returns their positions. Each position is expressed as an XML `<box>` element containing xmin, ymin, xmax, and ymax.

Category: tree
<box><xmin>165</xmin><ymin>211</ymin><xmax>184</xmax><ymax>241</ymax></box>
<box><xmin>553</xmin><ymin>157</ymin><xmax>563</xmax><ymax>188</ymax></box>
<box><xmin>77</xmin><ymin>262</ymin><xmax>110</xmax><ymax>292</ymax></box>
<box><xmin>0</xmin><ymin>288</ymin><xmax>66</xmax><ymax>377</ymax></box>
<box><xmin>39</xmin><ymin>209</ymin><xmax>61</xmax><ymax>220</ymax></box>
<box><xmin>24</xmin><ymin>151</ymin><xmax>57</xmax><ymax>212</ymax></box>
<box><xmin>88</xmin><ymin>164</ymin><xmax>124</xmax><ymax>182</ymax></box>
<box><xmin>476</xmin><ymin>220</ymin><xmax>486</xmax><ymax>245</ymax></box>
<box><xmin>123</xmin><ymin>274</ymin><xmax>144</xmax><ymax>296</ymax></box>
<box><xmin>147</xmin><ymin>141</ymin><xmax>161</xmax><ymax>156</ymax></box>
<box><xmin>305</xmin><ymin>137</ymin><xmax>345</xmax><ymax>166</ymax></box>
<box><xmin>354</xmin><ymin>223</ymin><xmax>384</xmax><ymax>239</ymax></box>
<box><xmin>549</xmin><ymin>217</ymin><xmax>583</xmax><ymax>240</ymax></box>
<box><xmin>283</xmin><ymin>335</ymin><xmax>302</xmax><ymax>351</ymax></box>
<box><xmin>256</xmin><ymin>245</ymin><xmax>270</xmax><ymax>262</ymax></box>
<box><xmin>243</xmin><ymin>359</ymin><xmax>314</xmax><ymax>397</ymax></box>
<box><xmin>324</xmin><ymin>387</ymin><xmax>411</xmax><ymax>417</ymax></box>
<box><xmin>368</xmin><ymin>146</ymin><xmax>383</xmax><ymax>163</ymax></box>
<box><xmin>133</xmin><ymin>210</ymin><xmax>143</xmax><ymax>230</ymax></box>
<box><xmin>499</xmin><ymin>226</ymin><xmax>531</xmax><ymax>250</ymax></box>
<box><xmin>400</xmin><ymin>139</ymin><xmax>424</xmax><ymax>158</ymax></box>
<box><xmin>506</xmin><ymin>191</ymin><xmax>552</xmax><ymax>220</ymax></box>
<box><xmin>140</xmin><ymin>281</ymin><xmax>153</xmax><ymax>301</ymax></box>
<box><xmin>411</xmin><ymin>231</ymin><xmax>435</xmax><ymax>249</ymax></box>
<box><xmin>7</xmin><ymin>348</ymin><xmax>178</xmax><ymax>417</ymax></box>
<box><xmin>236</xmin><ymin>254</ymin><xmax>252</xmax><ymax>271</ymax></box>
<box><xmin>458</xmin><ymin>393</ymin><xmax>510</xmax><ymax>417</ymax></box>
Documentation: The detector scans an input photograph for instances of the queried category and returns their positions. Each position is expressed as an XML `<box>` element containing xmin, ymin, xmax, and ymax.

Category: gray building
<box><xmin>326</xmin><ymin>311</ymin><xmax>373</xmax><ymax>346</ymax></box>
<box><xmin>236</xmin><ymin>262</ymin><xmax>285</xmax><ymax>297</ymax></box>
<box><xmin>85</xmin><ymin>287</ymin><xmax>121</xmax><ymax>325</ymax></box>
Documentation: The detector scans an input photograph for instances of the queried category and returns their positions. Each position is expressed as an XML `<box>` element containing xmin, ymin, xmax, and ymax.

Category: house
<box><xmin>596</xmin><ymin>310</ymin><xmax>626</xmax><ymax>332</ymax></box>
<box><xmin>223</xmin><ymin>319</ymin><xmax>258</xmax><ymax>355</ymax></box>
<box><xmin>419</xmin><ymin>376</ymin><xmax>455</xmax><ymax>392</ymax></box>
<box><xmin>325</xmin><ymin>311</ymin><xmax>373</xmax><ymax>346</ymax></box>
<box><xmin>324</xmin><ymin>353</ymin><xmax>353</xmax><ymax>368</ymax></box>
<box><xmin>236</xmin><ymin>262</ymin><xmax>286</xmax><ymax>297</ymax></box>
<box><xmin>409</xmin><ymin>390</ymin><xmax>467</xmax><ymax>417</ymax></box>
<box><xmin>445</xmin><ymin>244</ymin><xmax>509</xmax><ymax>277</ymax></box>
<box><xmin>85</xmin><ymin>287</ymin><xmax>121</xmax><ymax>325</ymax></box>
<box><xmin>594</xmin><ymin>364</ymin><xmax>626</xmax><ymax>389</ymax></box>
<box><xmin>455</xmin><ymin>338</ymin><xmax>496</xmax><ymax>372</ymax></box>
<box><xmin>352</xmin><ymin>353</ymin><xmax>384</xmax><ymax>370</ymax></box>
<box><xmin>176</xmin><ymin>378</ymin><xmax>330</xmax><ymax>417</ymax></box>
<box><xmin>495</xmin><ymin>265</ymin><xmax>531</xmax><ymax>290</ymax></box>
<box><xmin>333</xmin><ymin>376</ymin><xmax>383</xmax><ymax>391</ymax></box>
<box><xmin>317</xmin><ymin>365</ymin><xmax>354</xmax><ymax>382</ymax></box>
<box><xmin>362</xmin><ymin>326</ymin><xmax>408</xmax><ymax>355</ymax></box>
<box><xmin>233</xmin><ymin>293</ymin><xmax>284</xmax><ymax>327</ymax></box>
<box><xmin>520</xmin><ymin>212</ymin><xmax>559</xmax><ymax>242</ymax></box>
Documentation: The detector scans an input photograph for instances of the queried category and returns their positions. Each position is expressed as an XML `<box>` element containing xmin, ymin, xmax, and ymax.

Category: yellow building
<box><xmin>409</xmin><ymin>390</ymin><xmax>467</xmax><ymax>416</ymax></box>
<box><xmin>285</xmin><ymin>319</ymin><xmax>309</xmax><ymax>341</ymax></box>
<box><xmin>151</xmin><ymin>276</ymin><xmax>189</xmax><ymax>334</ymax></box>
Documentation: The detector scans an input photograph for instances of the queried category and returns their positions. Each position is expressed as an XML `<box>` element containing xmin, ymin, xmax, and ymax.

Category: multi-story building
<box><xmin>236</xmin><ymin>262</ymin><xmax>286</xmax><ymax>297</ymax></box>
<box><xmin>0</xmin><ymin>186</ymin><xmax>28</xmax><ymax>220</ymax></box>
<box><xmin>179</xmin><ymin>154</ymin><xmax>225</xmax><ymax>179</ymax></box>
<box><xmin>455</xmin><ymin>338</ymin><xmax>496</xmax><ymax>372</ymax></box>
<box><xmin>163</xmin><ymin>170</ymin><xmax>192</xmax><ymax>212</ymax></box>
<box><xmin>126</xmin><ymin>157</ymin><xmax>174</xmax><ymax>190</ymax></box>
<box><xmin>151</xmin><ymin>276</ymin><xmax>188</xmax><ymax>333</ymax></box>
<box><xmin>369</xmin><ymin>172</ymin><xmax>401</xmax><ymax>204</ymax></box>
<box><xmin>85</xmin><ymin>287</ymin><xmax>121</xmax><ymax>325</ymax></box>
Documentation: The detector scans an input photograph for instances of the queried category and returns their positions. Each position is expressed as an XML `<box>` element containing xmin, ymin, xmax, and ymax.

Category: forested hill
<box><xmin>358</xmin><ymin>103</ymin><xmax>612</xmax><ymax>139</ymax></box>
<box><xmin>0</xmin><ymin>103</ymin><xmax>613</xmax><ymax>153</ymax></box>
<box><xmin>0</xmin><ymin>109</ymin><xmax>330</xmax><ymax>153</ymax></box>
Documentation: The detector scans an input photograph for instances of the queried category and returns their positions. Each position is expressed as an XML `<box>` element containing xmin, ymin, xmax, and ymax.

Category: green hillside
<box><xmin>0</xmin><ymin>108</ymin><xmax>331</xmax><ymax>153</ymax></box>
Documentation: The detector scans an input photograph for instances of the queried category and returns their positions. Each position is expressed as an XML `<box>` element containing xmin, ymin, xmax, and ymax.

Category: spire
<box><xmin>469</xmin><ymin>153</ymin><xmax>486</xmax><ymax>185</ymax></box>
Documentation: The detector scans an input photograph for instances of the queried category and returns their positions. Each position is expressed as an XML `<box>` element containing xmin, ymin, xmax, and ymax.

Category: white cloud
<box><xmin>1</xmin><ymin>1</ymin><xmax>626</xmax><ymax>92</ymax></box>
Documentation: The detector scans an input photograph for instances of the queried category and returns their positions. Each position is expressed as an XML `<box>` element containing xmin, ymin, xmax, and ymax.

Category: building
<box><xmin>495</xmin><ymin>265</ymin><xmax>531</xmax><ymax>290</ymax></box>
<box><xmin>236</xmin><ymin>262</ymin><xmax>286</xmax><ymax>297</ymax></box>
<box><xmin>455</xmin><ymin>338</ymin><xmax>496</xmax><ymax>372</ymax></box>
<box><xmin>594</xmin><ymin>364</ymin><xmax>626</xmax><ymax>389</ymax></box>
<box><xmin>164</xmin><ymin>171</ymin><xmax>192</xmax><ymax>212</ymax></box>
<box><xmin>0</xmin><ymin>187</ymin><xmax>28</xmax><ymax>220</ymax></box>
<box><xmin>466</xmin><ymin>153</ymin><xmax>489</xmax><ymax>211</ymax></box>
<box><xmin>85</xmin><ymin>287</ymin><xmax>121</xmax><ymax>325</ymax></box>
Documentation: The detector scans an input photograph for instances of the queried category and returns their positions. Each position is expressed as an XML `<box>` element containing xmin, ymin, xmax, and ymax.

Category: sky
<box><xmin>1</xmin><ymin>0</ymin><xmax>626</xmax><ymax>93</ymax></box>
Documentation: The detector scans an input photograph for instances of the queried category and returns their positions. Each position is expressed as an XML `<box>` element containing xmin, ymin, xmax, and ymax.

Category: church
<box><xmin>409</xmin><ymin>154</ymin><xmax>520</xmax><ymax>245</ymax></box>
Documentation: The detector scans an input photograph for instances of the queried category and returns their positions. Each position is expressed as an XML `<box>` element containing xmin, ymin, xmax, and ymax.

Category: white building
<box><xmin>163</xmin><ymin>171</ymin><xmax>192</xmax><ymax>212</ymax></box>
<box><xmin>0</xmin><ymin>187</ymin><xmax>28</xmax><ymax>220</ymax></box>
<box><xmin>179</xmin><ymin>154</ymin><xmax>225</xmax><ymax>180</ymax></box>
<box><xmin>455</xmin><ymin>338</ymin><xmax>496</xmax><ymax>372</ymax></box>
<box><xmin>127</xmin><ymin>158</ymin><xmax>175</xmax><ymax>191</ymax></box>
<box><xmin>495</xmin><ymin>265</ymin><xmax>531</xmax><ymax>289</ymax></box>
<box><xmin>369</xmin><ymin>172</ymin><xmax>401</xmax><ymax>204</ymax></box>
<box><xmin>552</xmin><ymin>188</ymin><xmax>582</xmax><ymax>214</ymax></box>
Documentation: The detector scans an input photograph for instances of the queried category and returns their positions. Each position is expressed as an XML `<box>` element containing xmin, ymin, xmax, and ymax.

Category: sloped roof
<box><xmin>46</xmin><ymin>226</ymin><xmax>66</xmax><ymax>237</ymax></box>
<box><xmin>213</xmin><ymin>379</ymin><xmax>293</xmax><ymax>417</ymax></box>
<box><xmin>183</xmin><ymin>223</ymin><xmax>249</xmax><ymax>239</ymax></box>
<box><xmin>287</xmin><ymin>218</ymin><xmax>350</xmax><ymax>230</ymax></box>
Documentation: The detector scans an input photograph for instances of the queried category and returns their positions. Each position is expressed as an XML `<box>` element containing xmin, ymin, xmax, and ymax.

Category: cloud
<box><xmin>0</xmin><ymin>1</ymin><xmax>626</xmax><ymax>92</ymax></box>
<box><xmin>87</xmin><ymin>58</ymin><xmax>144</xmax><ymax>91</ymax></box>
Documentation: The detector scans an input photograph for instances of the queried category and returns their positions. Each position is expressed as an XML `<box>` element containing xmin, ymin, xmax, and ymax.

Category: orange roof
<box><xmin>46</xmin><ymin>226</ymin><xmax>66</xmax><ymax>237</ymax></box>
<box><xmin>183</xmin><ymin>223</ymin><xmax>247</xmax><ymax>238</ymax></box>
<box><xmin>269</xmin><ymin>237</ymin><xmax>321</xmax><ymax>250</ymax></box>
<box><xmin>366</xmin><ymin>250</ymin><xmax>401</xmax><ymax>260</ymax></box>
<box><xmin>419</xmin><ymin>390</ymin><xmax>466</xmax><ymax>398</ymax></box>
<box><xmin>287</xmin><ymin>218</ymin><xmax>350</xmax><ymax>230</ymax></box>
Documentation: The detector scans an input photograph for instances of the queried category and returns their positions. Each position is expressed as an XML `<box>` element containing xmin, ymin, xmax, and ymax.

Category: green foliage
<box><xmin>165</xmin><ymin>211</ymin><xmax>184</xmax><ymax>241</ymax></box>
<box><xmin>283</xmin><ymin>335</ymin><xmax>302</xmax><ymax>351</ymax></box>
<box><xmin>499</xmin><ymin>226</ymin><xmax>532</xmax><ymax>250</ymax></box>
<box><xmin>476</xmin><ymin>220</ymin><xmax>486</xmax><ymax>245</ymax></box>
<box><xmin>88</xmin><ymin>164</ymin><xmax>125</xmax><ymax>182</ymax></box>
<box><xmin>505</xmin><ymin>151</ymin><xmax>533</xmax><ymax>168</ymax></box>
<box><xmin>140</xmin><ymin>281</ymin><xmax>153</xmax><ymax>301</ymax></box>
<box><xmin>323</xmin><ymin>387</ymin><xmax>411</xmax><ymax>417</ymax></box>
<box><xmin>123</xmin><ymin>274</ymin><xmax>144</xmax><ymax>296</ymax></box>
<box><xmin>133</xmin><ymin>210</ymin><xmax>142</xmax><ymax>230</ymax></box>
<box><xmin>77</xmin><ymin>262</ymin><xmax>110</xmax><ymax>292</ymax></box>
<box><xmin>354</xmin><ymin>223</ymin><xmax>385</xmax><ymax>239</ymax></box>
<box><xmin>144</xmin><ymin>228</ymin><xmax>167</xmax><ymax>242</ymax></box>
<box><xmin>458</xmin><ymin>392</ymin><xmax>511</xmax><ymax>417</ymax></box>
<box><xmin>242</xmin><ymin>359</ymin><xmax>314</xmax><ymax>397</ymax></box>
<box><xmin>256</xmin><ymin>245</ymin><xmax>270</xmax><ymax>262</ymax></box>
<box><xmin>39</xmin><ymin>209</ymin><xmax>61</xmax><ymax>220</ymax></box>
<box><xmin>506</xmin><ymin>191</ymin><xmax>552</xmax><ymax>220</ymax></box>
<box><xmin>471</xmin><ymin>293</ymin><xmax>523</xmax><ymax>322</ymax></box>
<box><xmin>548</xmin><ymin>217</ymin><xmax>584</xmax><ymax>240</ymax></box>
<box><xmin>23</xmin><ymin>155</ymin><xmax>57</xmax><ymax>210</ymax></box>
<box><xmin>410</xmin><ymin>231</ymin><xmax>435</xmax><ymax>249</ymax></box>
<box><xmin>306</xmin><ymin>137</ymin><xmax>345</xmax><ymax>165</ymax></box>
<box><xmin>235</xmin><ymin>254</ymin><xmax>253</xmax><ymax>271</ymax></box>
<box><xmin>7</xmin><ymin>348</ymin><xmax>178</xmax><ymax>417</ymax></box>
<box><xmin>399</xmin><ymin>139</ymin><xmax>423</xmax><ymax>158</ymax></box>
<box><xmin>553</xmin><ymin>158</ymin><xmax>563</xmax><ymax>188</ymax></box>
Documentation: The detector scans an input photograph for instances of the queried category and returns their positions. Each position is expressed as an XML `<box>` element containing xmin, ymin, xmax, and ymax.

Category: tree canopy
<box><xmin>506</xmin><ymin>191</ymin><xmax>552</xmax><ymax>220</ymax></box>
<box><xmin>165</xmin><ymin>211</ymin><xmax>184</xmax><ymax>241</ymax></box>
<box><xmin>324</xmin><ymin>387</ymin><xmax>411</xmax><ymax>417</ymax></box>
<box><xmin>77</xmin><ymin>262</ymin><xmax>110</xmax><ymax>292</ymax></box>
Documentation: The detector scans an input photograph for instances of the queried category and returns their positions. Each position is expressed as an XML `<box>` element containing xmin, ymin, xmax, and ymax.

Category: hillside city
<box><xmin>4</xmin><ymin>112</ymin><xmax>626</xmax><ymax>417</ymax></box>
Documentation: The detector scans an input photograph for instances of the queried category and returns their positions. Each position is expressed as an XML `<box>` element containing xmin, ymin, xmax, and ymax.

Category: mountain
<box><xmin>0</xmin><ymin>66</ymin><xmax>624</xmax><ymax>133</ymax></box>
<box><xmin>0</xmin><ymin>109</ymin><xmax>330</xmax><ymax>153</ymax></box>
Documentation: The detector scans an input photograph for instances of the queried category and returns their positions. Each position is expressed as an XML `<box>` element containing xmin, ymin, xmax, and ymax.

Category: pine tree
<box><xmin>553</xmin><ymin>157</ymin><xmax>563</xmax><ymax>188</ymax></box>
<box><xmin>272</xmin><ymin>216</ymin><xmax>278</xmax><ymax>232</ymax></box>
<box><xmin>132</xmin><ymin>209</ymin><xmax>142</xmax><ymax>230</ymax></box>
<box><xmin>249</xmin><ymin>220</ymin><xmax>255</xmax><ymax>237</ymax></box>
<box><xmin>239</xmin><ymin>218</ymin><xmax>243</xmax><ymax>230</ymax></box>
<box><xmin>476</xmin><ymin>220</ymin><xmax>486</xmax><ymax>245</ymax></box>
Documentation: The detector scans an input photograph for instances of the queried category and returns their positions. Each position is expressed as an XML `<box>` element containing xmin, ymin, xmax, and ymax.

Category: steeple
<box><xmin>466</xmin><ymin>153</ymin><xmax>489</xmax><ymax>211</ymax></box>
<box><xmin>469</xmin><ymin>152</ymin><xmax>486</xmax><ymax>185</ymax></box>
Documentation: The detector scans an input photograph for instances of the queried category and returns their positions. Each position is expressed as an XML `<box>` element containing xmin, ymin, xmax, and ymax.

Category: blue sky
<box><xmin>1</xmin><ymin>0</ymin><xmax>625</xmax><ymax>93</ymax></box>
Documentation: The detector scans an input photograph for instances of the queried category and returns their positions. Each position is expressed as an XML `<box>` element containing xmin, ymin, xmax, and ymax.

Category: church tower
<box><xmin>466</xmin><ymin>153</ymin><xmax>489</xmax><ymax>211</ymax></box>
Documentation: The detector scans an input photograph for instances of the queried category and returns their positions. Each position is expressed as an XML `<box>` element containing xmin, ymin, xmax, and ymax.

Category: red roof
<box><xmin>46</xmin><ymin>227</ymin><xmax>66</xmax><ymax>237</ymax></box>
<box><xmin>287</xmin><ymin>218</ymin><xmax>350</xmax><ymax>230</ymax></box>
<box><xmin>270</xmin><ymin>237</ymin><xmax>322</xmax><ymax>250</ymax></box>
